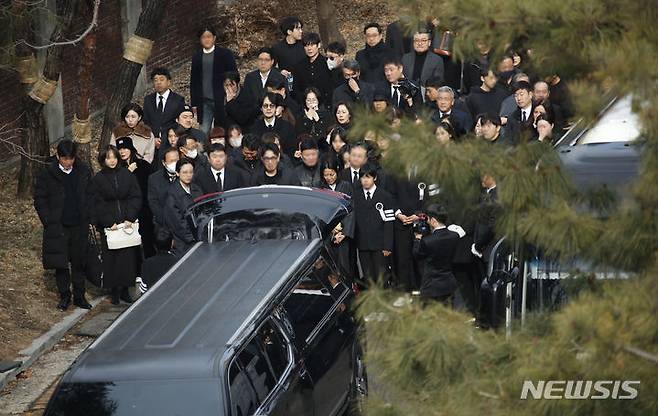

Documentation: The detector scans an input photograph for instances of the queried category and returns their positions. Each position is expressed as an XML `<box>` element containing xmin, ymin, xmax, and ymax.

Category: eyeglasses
<box><xmin>413</xmin><ymin>38</ymin><xmax>431</xmax><ymax>44</ymax></box>
<box><xmin>262</xmin><ymin>103</ymin><xmax>276</xmax><ymax>109</ymax></box>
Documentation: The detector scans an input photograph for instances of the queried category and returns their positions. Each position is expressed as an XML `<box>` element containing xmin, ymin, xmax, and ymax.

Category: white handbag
<box><xmin>105</xmin><ymin>221</ymin><xmax>142</xmax><ymax>250</ymax></box>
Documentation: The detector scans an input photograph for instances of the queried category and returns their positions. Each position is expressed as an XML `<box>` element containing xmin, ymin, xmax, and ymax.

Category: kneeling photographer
<box><xmin>413</xmin><ymin>204</ymin><xmax>462</xmax><ymax>306</ymax></box>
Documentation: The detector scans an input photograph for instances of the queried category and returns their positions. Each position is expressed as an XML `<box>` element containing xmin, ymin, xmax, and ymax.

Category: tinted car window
<box><xmin>283</xmin><ymin>257</ymin><xmax>348</xmax><ymax>344</ymax></box>
<box><xmin>208</xmin><ymin>209</ymin><xmax>319</xmax><ymax>241</ymax></box>
<box><xmin>229</xmin><ymin>320</ymin><xmax>290</xmax><ymax>414</ymax></box>
<box><xmin>45</xmin><ymin>380</ymin><xmax>221</xmax><ymax>416</ymax></box>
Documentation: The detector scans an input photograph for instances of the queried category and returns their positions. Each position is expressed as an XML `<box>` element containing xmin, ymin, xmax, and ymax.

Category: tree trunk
<box><xmin>73</xmin><ymin>1</ymin><xmax>97</xmax><ymax>164</ymax></box>
<box><xmin>316</xmin><ymin>0</ymin><xmax>345</xmax><ymax>46</ymax></box>
<box><xmin>17</xmin><ymin>0</ymin><xmax>80</xmax><ymax>199</ymax></box>
<box><xmin>98</xmin><ymin>0</ymin><xmax>169</xmax><ymax>151</ymax></box>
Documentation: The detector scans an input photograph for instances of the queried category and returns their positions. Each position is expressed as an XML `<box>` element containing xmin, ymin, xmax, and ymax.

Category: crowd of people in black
<box><xmin>34</xmin><ymin>16</ymin><xmax>572</xmax><ymax>314</ymax></box>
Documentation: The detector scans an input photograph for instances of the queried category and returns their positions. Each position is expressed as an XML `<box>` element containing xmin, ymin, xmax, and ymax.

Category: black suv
<box><xmin>44</xmin><ymin>186</ymin><xmax>366</xmax><ymax>416</ymax></box>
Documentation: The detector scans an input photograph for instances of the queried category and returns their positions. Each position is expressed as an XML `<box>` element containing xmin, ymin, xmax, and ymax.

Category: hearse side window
<box><xmin>229</xmin><ymin>319</ymin><xmax>289</xmax><ymax>415</ymax></box>
<box><xmin>282</xmin><ymin>257</ymin><xmax>348</xmax><ymax>345</ymax></box>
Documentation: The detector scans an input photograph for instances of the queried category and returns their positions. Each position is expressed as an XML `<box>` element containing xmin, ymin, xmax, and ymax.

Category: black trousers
<box><xmin>359</xmin><ymin>250</ymin><xmax>391</xmax><ymax>284</ymax></box>
<box><xmin>453</xmin><ymin>262</ymin><xmax>482</xmax><ymax>316</ymax></box>
<box><xmin>392</xmin><ymin>221</ymin><xmax>419</xmax><ymax>291</ymax></box>
<box><xmin>55</xmin><ymin>225</ymin><xmax>85</xmax><ymax>298</ymax></box>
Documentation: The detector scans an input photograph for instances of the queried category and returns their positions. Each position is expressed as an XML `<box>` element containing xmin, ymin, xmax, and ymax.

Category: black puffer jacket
<box><xmin>89</xmin><ymin>166</ymin><xmax>142</xmax><ymax>229</ymax></box>
<box><xmin>34</xmin><ymin>158</ymin><xmax>92</xmax><ymax>269</ymax></box>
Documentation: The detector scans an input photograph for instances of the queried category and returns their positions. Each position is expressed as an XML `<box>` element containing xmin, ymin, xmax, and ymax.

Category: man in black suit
<box><xmin>148</xmin><ymin>147</ymin><xmax>180</xmax><ymax>245</ymax></box>
<box><xmin>338</xmin><ymin>142</ymin><xmax>369</xmax><ymax>192</ymax></box>
<box><xmin>413</xmin><ymin>204</ymin><xmax>461</xmax><ymax>305</ymax></box>
<box><xmin>426</xmin><ymin>80</ymin><xmax>473</xmax><ymax>137</ymax></box>
<box><xmin>379</xmin><ymin>58</ymin><xmax>420</xmax><ymax>118</ymax></box>
<box><xmin>355</xmin><ymin>23</ymin><xmax>396</xmax><ymax>84</ymax></box>
<box><xmin>243</xmin><ymin>47</ymin><xmax>287</xmax><ymax>110</ymax></box>
<box><xmin>472</xmin><ymin>174</ymin><xmax>499</xmax><ymax>268</ymax></box>
<box><xmin>505</xmin><ymin>80</ymin><xmax>536</xmax><ymax>138</ymax></box>
<box><xmin>292</xmin><ymin>32</ymin><xmax>333</xmax><ymax>106</ymax></box>
<box><xmin>193</xmin><ymin>143</ymin><xmax>248</xmax><ymax>194</ymax></box>
<box><xmin>353</xmin><ymin>163</ymin><xmax>395</xmax><ymax>283</ymax></box>
<box><xmin>265</xmin><ymin>78</ymin><xmax>303</xmax><ymax>121</ymax></box>
<box><xmin>332</xmin><ymin>59</ymin><xmax>375</xmax><ymax>110</ymax></box>
<box><xmin>190</xmin><ymin>24</ymin><xmax>237</xmax><ymax>134</ymax></box>
<box><xmin>251</xmin><ymin>92</ymin><xmax>297</xmax><ymax>159</ymax></box>
<box><xmin>143</xmin><ymin>67</ymin><xmax>185</xmax><ymax>141</ymax></box>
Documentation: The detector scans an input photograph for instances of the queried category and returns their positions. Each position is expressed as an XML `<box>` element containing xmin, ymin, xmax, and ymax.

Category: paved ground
<box><xmin>0</xmin><ymin>302</ymin><xmax>129</xmax><ymax>415</ymax></box>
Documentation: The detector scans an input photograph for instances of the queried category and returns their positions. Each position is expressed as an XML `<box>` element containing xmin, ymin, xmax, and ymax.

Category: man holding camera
<box><xmin>379</xmin><ymin>58</ymin><xmax>421</xmax><ymax>118</ymax></box>
<box><xmin>413</xmin><ymin>204</ymin><xmax>461</xmax><ymax>305</ymax></box>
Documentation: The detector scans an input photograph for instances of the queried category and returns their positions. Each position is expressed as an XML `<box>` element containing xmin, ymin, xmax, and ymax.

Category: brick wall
<box><xmin>0</xmin><ymin>0</ymin><xmax>220</xmax><ymax>155</ymax></box>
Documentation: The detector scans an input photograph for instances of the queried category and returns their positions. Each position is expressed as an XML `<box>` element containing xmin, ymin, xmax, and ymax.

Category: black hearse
<box><xmin>44</xmin><ymin>186</ymin><xmax>366</xmax><ymax>416</ymax></box>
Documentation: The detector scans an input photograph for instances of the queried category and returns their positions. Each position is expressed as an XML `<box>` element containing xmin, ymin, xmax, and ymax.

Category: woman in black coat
<box><xmin>165</xmin><ymin>159</ymin><xmax>203</xmax><ymax>257</ymax></box>
<box><xmin>90</xmin><ymin>145</ymin><xmax>142</xmax><ymax>304</ymax></box>
<box><xmin>116</xmin><ymin>136</ymin><xmax>155</xmax><ymax>259</ymax></box>
<box><xmin>297</xmin><ymin>87</ymin><xmax>331</xmax><ymax>149</ymax></box>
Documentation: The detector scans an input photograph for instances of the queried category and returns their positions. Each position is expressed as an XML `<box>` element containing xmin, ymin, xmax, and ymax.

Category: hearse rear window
<box><xmin>209</xmin><ymin>209</ymin><xmax>319</xmax><ymax>241</ymax></box>
<box><xmin>44</xmin><ymin>379</ymin><xmax>221</xmax><ymax>416</ymax></box>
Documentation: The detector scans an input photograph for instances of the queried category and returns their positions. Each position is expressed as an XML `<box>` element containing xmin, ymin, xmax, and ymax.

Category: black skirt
<box><xmin>100</xmin><ymin>233</ymin><xmax>139</xmax><ymax>288</ymax></box>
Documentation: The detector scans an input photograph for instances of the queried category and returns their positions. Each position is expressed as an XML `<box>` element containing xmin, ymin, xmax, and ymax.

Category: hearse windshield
<box><xmin>45</xmin><ymin>379</ymin><xmax>222</xmax><ymax>416</ymax></box>
<box><xmin>207</xmin><ymin>209</ymin><xmax>321</xmax><ymax>241</ymax></box>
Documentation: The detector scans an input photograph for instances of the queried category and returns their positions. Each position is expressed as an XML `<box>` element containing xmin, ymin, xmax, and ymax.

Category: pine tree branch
<box><xmin>16</xmin><ymin>0</ymin><xmax>99</xmax><ymax>50</ymax></box>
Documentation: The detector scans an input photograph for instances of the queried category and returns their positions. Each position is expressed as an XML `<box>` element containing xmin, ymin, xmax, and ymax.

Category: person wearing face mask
<box><xmin>226</xmin><ymin>125</ymin><xmax>243</xmax><ymax>154</ymax></box>
<box><xmin>326</xmin><ymin>41</ymin><xmax>346</xmax><ymax>89</ymax></box>
<box><xmin>34</xmin><ymin>140</ymin><xmax>94</xmax><ymax>311</ymax></box>
<box><xmin>177</xmin><ymin>133</ymin><xmax>207</xmax><ymax>168</ymax></box>
<box><xmin>89</xmin><ymin>145</ymin><xmax>142</xmax><ymax>305</ymax></box>
<box><xmin>165</xmin><ymin>159</ymin><xmax>203</xmax><ymax>257</ymax></box>
<box><xmin>148</xmin><ymin>147</ymin><xmax>180</xmax><ymax>247</ymax></box>
<box><xmin>116</xmin><ymin>136</ymin><xmax>154</xmax><ymax>259</ymax></box>
<box><xmin>110</xmin><ymin>102</ymin><xmax>156</xmax><ymax>163</ymax></box>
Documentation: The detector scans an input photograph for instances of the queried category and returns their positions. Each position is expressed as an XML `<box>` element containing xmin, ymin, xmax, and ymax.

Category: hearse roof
<box><xmin>66</xmin><ymin>239</ymin><xmax>320</xmax><ymax>383</ymax></box>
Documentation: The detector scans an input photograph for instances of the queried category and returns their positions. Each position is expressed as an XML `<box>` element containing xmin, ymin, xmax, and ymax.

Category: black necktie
<box><xmin>158</xmin><ymin>95</ymin><xmax>164</xmax><ymax>113</ymax></box>
<box><xmin>521</xmin><ymin>110</ymin><xmax>527</xmax><ymax>122</ymax></box>
<box><xmin>353</xmin><ymin>170</ymin><xmax>359</xmax><ymax>184</ymax></box>
<box><xmin>216</xmin><ymin>171</ymin><xmax>223</xmax><ymax>191</ymax></box>
<box><xmin>366</xmin><ymin>191</ymin><xmax>371</xmax><ymax>201</ymax></box>
<box><xmin>392</xmin><ymin>86</ymin><xmax>400</xmax><ymax>107</ymax></box>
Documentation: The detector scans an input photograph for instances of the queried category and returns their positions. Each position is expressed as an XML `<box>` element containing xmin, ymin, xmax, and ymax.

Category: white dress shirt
<box><xmin>363</xmin><ymin>184</ymin><xmax>377</xmax><ymax>200</ymax></box>
<box><xmin>260</xmin><ymin>70</ymin><xmax>271</xmax><ymax>88</ymax></box>
<box><xmin>156</xmin><ymin>89</ymin><xmax>171</xmax><ymax>111</ymax></box>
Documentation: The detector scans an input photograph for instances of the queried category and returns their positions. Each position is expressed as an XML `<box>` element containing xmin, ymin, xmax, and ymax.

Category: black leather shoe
<box><xmin>73</xmin><ymin>296</ymin><xmax>92</xmax><ymax>309</ymax></box>
<box><xmin>120</xmin><ymin>288</ymin><xmax>134</xmax><ymax>304</ymax></box>
<box><xmin>57</xmin><ymin>295</ymin><xmax>71</xmax><ymax>311</ymax></box>
<box><xmin>111</xmin><ymin>288</ymin><xmax>120</xmax><ymax>305</ymax></box>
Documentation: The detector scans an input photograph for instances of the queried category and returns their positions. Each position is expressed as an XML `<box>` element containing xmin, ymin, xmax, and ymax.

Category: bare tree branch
<box><xmin>16</xmin><ymin>0</ymin><xmax>100</xmax><ymax>50</ymax></box>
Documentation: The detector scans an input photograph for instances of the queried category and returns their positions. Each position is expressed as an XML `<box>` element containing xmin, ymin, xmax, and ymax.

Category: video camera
<box><xmin>397</xmin><ymin>78</ymin><xmax>420</xmax><ymax>98</ymax></box>
<box><xmin>412</xmin><ymin>213</ymin><xmax>432</xmax><ymax>237</ymax></box>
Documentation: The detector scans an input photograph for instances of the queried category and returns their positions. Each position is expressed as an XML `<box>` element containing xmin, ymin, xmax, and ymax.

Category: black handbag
<box><xmin>84</xmin><ymin>225</ymin><xmax>104</xmax><ymax>288</ymax></box>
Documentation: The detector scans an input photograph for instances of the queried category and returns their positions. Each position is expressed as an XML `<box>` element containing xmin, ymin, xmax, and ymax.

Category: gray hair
<box><xmin>437</xmin><ymin>86</ymin><xmax>455</xmax><ymax>99</ymax></box>
<box><xmin>512</xmin><ymin>72</ymin><xmax>529</xmax><ymax>83</ymax></box>
<box><xmin>342</xmin><ymin>59</ymin><xmax>361</xmax><ymax>72</ymax></box>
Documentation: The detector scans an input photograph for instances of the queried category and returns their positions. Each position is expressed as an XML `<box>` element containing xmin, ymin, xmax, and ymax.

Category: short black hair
<box><xmin>242</xmin><ymin>133</ymin><xmax>261</xmax><ymax>151</ymax></box>
<box><xmin>150</xmin><ymin>67</ymin><xmax>171</xmax><ymax>80</ymax></box>
<box><xmin>161</xmin><ymin>146</ymin><xmax>179</xmax><ymax>161</ymax></box>
<box><xmin>56</xmin><ymin>139</ymin><xmax>77</xmax><ymax>158</ymax></box>
<box><xmin>326</xmin><ymin>41</ymin><xmax>346</xmax><ymax>55</ymax></box>
<box><xmin>260</xmin><ymin>141</ymin><xmax>280</xmax><ymax>157</ymax></box>
<box><xmin>265</xmin><ymin>77</ymin><xmax>287</xmax><ymax>91</ymax></box>
<box><xmin>361</xmin><ymin>162</ymin><xmax>378</xmax><ymax>178</ymax></box>
<box><xmin>302</xmin><ymin>32</ymin><xmax>321</xmax><ymax>46</ymax></box>
<box><xmin>120</xmin><ymin>102</ymin><xmax>143</xmax><ymax>120</ymax></box>
<box><xmin>363</xmin><ymin>22</ymin><xmax>382</xmax><ymax>34</ymax></box>
<box><xmin>257</xmin><ymin>46</ymin><xmax>275</xmax><ymax>62</ymax></box>
<box><xmin>351</xmin><ymin>141</ymin><xmax>369</xmax><ymax>153</ymax></box>
<box><xmin>512</xmin><ymin>80</ymin><xmax>533</xmax><ymax>94</ymax></box>
<box><xmin>197</xmin><ymin>23</ymin><xmax>217</xmax><ymax>38</ymax></box>
<box><xmin>207</xmin><ymin>143</ymin><xmax>226</xmax><ymax>155</ymax></box>
<box><xmin>176</xmin><ymin>134</ymin><xmax>196</xmax><ymax>148</ymax></box>
<box><xmin>175</xmin><ymin>158</ymin><xmax>194</xmax><ymax>173</ymax></box>
<box><xmin>224</xmin><ymin>71</ymin><xmax>240</xmax><ymax>84</ymax></box>
<box><xmin>479</xmin><ymin>66</ymin><xmax>494</xmax><ymax>78</ymax></box>
<box><xmin>98</xmin><ymin>145</ymin><xmax>120</xmax><ymax>167</ymax></box>
<box><xmin>425</xmin><ymin>76</ymin><xmax>444</xmax><ymax>90</ymax></box>
<box><xmin>382</xmin><ymin>57</ymin><xmax>402</xmax><ymax>68</ymax></box>
<box><xmin>279</xmin><ymin>16</ymin><xmax>303</xmax><ymax>36</ymax></box>
<box><xmin>303</xmin><ymin>86</ymin><xmax>322</xmax><ymax>106</ymax></box>
<box><xmin>261</xmin><ymin>131</ymin><xmax>281</xmax><ymax>145</ymax></box>
<box><xmin>436</xmin><ymin>120</ymin><xmax>456</xmax><ymax>139</ymax></box>
<box><xmin>261</xmin><ymin>92</ymin><xmax>280</xmax><ymax>107</ymax></box>
<box><xmin>478</xmin><ymin>112</ymin><xmax>502</xmax><ymax>127</ymax></box>
<box><xmin>426</xmin><ymin>203</ymin><xmax>448</xmax><ymax>224</ymax></box>
<box><xmin>299</xmin><ymin>137</ymin><xmax>318</xmax><ymax>152</ymax></box>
